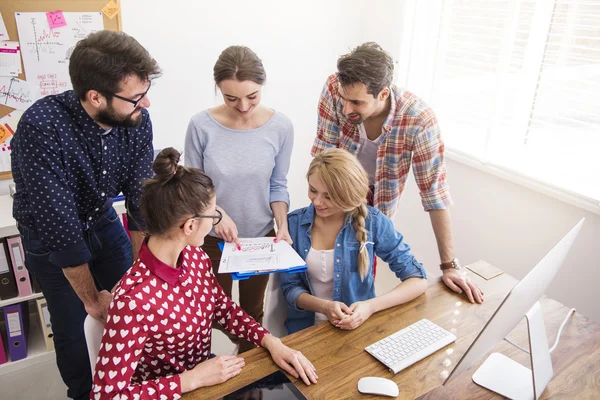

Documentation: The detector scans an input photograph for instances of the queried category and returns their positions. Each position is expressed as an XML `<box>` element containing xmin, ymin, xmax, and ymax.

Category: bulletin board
<box><xmin>0</xmin><ymin>0</ymin><xmax>122</xmax><ymax>179</ymax></box>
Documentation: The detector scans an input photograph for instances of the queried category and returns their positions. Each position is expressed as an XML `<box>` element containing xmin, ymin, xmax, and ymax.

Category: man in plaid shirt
<box><xmin>312</xmin><ymin>42</ymin><xmax>483</xmax><ymax>304</ymax></box>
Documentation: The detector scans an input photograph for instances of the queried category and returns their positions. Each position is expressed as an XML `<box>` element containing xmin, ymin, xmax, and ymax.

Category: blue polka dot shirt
<box><xmin>11</xmin><ymin>90</ymin><xmax>153</xmax><ymax>269</ymax></box>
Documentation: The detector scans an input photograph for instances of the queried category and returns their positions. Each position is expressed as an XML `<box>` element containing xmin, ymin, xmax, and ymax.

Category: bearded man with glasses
<box><xmin>11</xmin><ymin>30</ymin><xmax>161</xmax><ymax>400</ymax></box>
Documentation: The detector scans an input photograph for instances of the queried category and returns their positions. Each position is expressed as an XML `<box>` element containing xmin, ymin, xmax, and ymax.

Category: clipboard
<box><xmin>217</xmin><ymin>241</ymin><xmax>307</xmax><ymax>281</ymax></box>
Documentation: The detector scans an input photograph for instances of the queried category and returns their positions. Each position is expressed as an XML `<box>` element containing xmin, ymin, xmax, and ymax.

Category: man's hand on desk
<box><xmin>261</xmin><ymin>335</ymin><xmax>318</xmax><ymax>386</ymax></box>
<box><xmin>334</xmin><ymin>301</ymin><xmax>375</xmax><ymax>330</ymax></box>
<box><xmin>442</xmin><ymin>268</ymin><xmax>484</xmax><ymax>304</ymax></box>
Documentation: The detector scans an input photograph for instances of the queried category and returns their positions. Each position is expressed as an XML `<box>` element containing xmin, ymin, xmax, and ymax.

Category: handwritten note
<box><xmin>101</xmin><ymin>1</ymin><xmax>121</xmax><ymax>20</ymax></box>
<box><xmin>0</xmin><ymin>12</ymin><xmax>9</xmax><ymax>40</ymax></box>
<box><xmin>46</xmin><ymin>10</ymin><xmax>67</xmax><ymax>29</ymax></box>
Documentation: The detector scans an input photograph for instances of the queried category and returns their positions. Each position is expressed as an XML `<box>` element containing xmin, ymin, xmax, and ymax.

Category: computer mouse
<box><xmin>357</xmin><ymin>376</ymin><xmax>399</xmax><ymax>397</ymax></box>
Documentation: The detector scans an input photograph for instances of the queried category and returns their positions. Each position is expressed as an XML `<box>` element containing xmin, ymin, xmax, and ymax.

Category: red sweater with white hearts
<box><xmin>91</xmin><ymin>242</ymin><xmax>269</xmax><ymax>400</ymax></box>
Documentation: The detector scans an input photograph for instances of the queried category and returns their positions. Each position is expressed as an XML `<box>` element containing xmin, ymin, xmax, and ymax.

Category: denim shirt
<box><xmin>281</xmin><ymin>204</ymin><xmax>426</xmax><ymax>334</ymax></box>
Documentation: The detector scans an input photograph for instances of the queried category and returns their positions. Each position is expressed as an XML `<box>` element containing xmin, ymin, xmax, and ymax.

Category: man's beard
<box><xmin>96</xmin><ymin>104</ymin><xmax>143</xmax><ymax>128</ymax></box>
<box><xmin>346</xmin><ymin>113</ymin><xmax>364</xmax><ymax>125</ymax></box>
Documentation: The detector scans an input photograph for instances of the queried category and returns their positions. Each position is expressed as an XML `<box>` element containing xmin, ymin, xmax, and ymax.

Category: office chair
<box><xmin>84</xmin><ymin>314</ymin><xmax>105</xmax><ymax>376</ymax></box>
<box><xmin>262</xmin><ymin>274</ymin><xmax>288</xmax><ymax>337</ymax></box>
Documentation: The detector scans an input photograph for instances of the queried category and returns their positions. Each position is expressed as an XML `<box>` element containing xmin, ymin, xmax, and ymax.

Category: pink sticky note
<box><xmin>46</xmin><ymin>10</ymin><xmax>67</xmax><ymax>29</ymax></box>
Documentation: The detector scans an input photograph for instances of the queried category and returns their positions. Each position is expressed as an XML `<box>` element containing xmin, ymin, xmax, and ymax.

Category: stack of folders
<box><xmin>0</xmin><ymin>236</ymin><xmax>41</xmax><ymax>300</ymax></box>
<box><xmin>0</xmin><ymin>297</ymin><xmax>54</xmax><ymax>364</ymax></box>
<box><xmin>0</xmin><ymin>234</ymin><xmax>54</xmax><ymax>364</ymax></box>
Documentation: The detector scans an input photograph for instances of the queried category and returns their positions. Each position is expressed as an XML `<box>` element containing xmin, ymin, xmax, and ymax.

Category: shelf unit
<box><xmin>0</xmin><ymin>194</ymin><xmax>53</xmax><ymax>375</ymax></box>
<box><xmin>0</xmin><ymin>308</ymin><xmax>55</xmax><ymax>376</ymax></box>
<box><xmin>0</xmin><ymin>195</ymin><xmax>127</xmax><ymax>376</ymax></box>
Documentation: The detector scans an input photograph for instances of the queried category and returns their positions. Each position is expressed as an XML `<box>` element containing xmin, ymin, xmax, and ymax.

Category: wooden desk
<box><xmin>184</xmin><ymin>268</ymin><xmax>600</xmax><ymax>400</ymax></box>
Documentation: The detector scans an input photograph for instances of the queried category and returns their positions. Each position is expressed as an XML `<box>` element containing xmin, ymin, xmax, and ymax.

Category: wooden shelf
<box><xmin>0</xmin><ymin>310</ymin><xmax>55</xmax><ymax>376</ymax></box>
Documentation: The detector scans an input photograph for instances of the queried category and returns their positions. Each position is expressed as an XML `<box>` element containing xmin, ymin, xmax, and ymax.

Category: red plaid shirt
<box><xmin>312</xmin><ymin>74</ymin><xmax>453</xmax><ymax>217</ymax></box>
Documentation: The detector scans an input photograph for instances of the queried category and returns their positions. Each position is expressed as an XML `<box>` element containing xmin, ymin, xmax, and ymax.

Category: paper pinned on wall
<box><xmin>0</xmin><ymin>110</ymin><xmax>23</xmax><ymax>143</ymax></box>
<box><xmin>0</xmin><ymin>142</ymin><xmax>11</xmax><ymax>172</ymax></box>
<box><xmin>0</xmin><ymin>126</ymin><xmax>10</xmax><ymax>144</ymax></box>
<box><xmin>15</xmin><ymin>12</ymin><xmax>104</xmax><ymax>97</ymax></box>
<box><xmin>66</xmin><ymin>12</ymin><xmax>104</xmax><ymax>41</ymax></box>
<box><xmin>0</xmin><ymin>77</ymin><xmax>41</xmax><ymax>111</ymax></box>
<box><xmin>46</xmin><ymin>10</ymin><xmax>68</xmax><ymax>29</ymax></box>
<box><xmin>0</xmin><ymin>12</ymin><xmax>9</xmax><ymax>40</ymax></box>
<box><xmin>218</xmin><ymin>237</ymin><xmax>305</xmax><ymax>274</ymax></box>
<box><xmin>0</xmin><ymin>111</ymin><xmax>22</xmax><ymax>172</ymax></box>
<box><xmin>0</xmin><ymin>42</ymin><xmax>22</xmax><ymax>77</ymax></box>
<box><xmin>101</xmin><ymin>1</ymin><xmax>121</xmax><ymax>20</ymax></box>
<box><xmin>0</xmin><ymin>110</ymin><xmax>23</xmax><ymax>134</ymax></box>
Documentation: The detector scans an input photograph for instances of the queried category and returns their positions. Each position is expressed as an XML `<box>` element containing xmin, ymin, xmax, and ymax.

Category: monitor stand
<box><xmin>471</xmin><ymin>301</ymin><xmax>553</xmax><ymax>400</ymax></box>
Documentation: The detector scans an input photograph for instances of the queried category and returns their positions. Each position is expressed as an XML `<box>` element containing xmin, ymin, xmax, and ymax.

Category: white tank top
<box><xmin>356</xmin><ymin>123</ymin><xmax>378</xmax><ymax>185</ymax></box>
<box><xmin>306</xmin><ymin>247</ymin><xmax>335</xmax><ymax>323</ymax></box>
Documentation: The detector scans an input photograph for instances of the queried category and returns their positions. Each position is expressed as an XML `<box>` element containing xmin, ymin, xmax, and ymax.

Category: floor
<box><xmin>0</xmin><ymin>263</ymin><xmax>399</xmax><ymax>399</ymax></box>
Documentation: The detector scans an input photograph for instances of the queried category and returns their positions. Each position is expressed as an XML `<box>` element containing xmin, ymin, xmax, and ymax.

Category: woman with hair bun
<box><xmin>281</xmin><ymin>149</ymin><xmax>428</xmax><ymax>334</ymax></box>
<box><xmin>92</xmin><ymin>148</ymin><xmax>317</xmax><ymax>400</ymax></box>
<box><xmin>185</xmin><ymin>45</ymin><xmax>294</xmax><ymax>354</ymax></box>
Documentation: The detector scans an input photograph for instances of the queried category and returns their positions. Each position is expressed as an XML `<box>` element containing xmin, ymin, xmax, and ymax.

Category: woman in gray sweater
<box><xmin>184</xmin><ymin>46</ymin><xmax>293</xmax><ymax>353</ymax></box>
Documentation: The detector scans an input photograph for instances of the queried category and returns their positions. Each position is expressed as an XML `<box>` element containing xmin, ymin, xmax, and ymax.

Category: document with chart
<box><xmin>218</xmin><ymin>237</ymin><xmax>305</xmax><ymax>274</ymax></box>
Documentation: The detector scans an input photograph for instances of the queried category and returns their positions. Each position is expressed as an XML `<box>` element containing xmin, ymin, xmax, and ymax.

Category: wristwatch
<box><xmin>440</xmin><ymin>258</ymin><xmax>461</xmax><ymax>271</ymax></box>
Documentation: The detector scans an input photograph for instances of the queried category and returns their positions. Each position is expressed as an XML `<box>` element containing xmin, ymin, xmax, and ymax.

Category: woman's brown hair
<box><xmin>213</xmin><ymin>46</ymin><xmax>266</xmax><ymax>85</ymax></box>
<box><xmin>141</xmin><ymin>148</ymin><xmax>214</xmax><ymax>236</ymax></box>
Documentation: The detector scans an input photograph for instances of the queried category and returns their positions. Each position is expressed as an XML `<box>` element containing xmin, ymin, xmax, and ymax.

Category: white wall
<box><xmin>118</xmin><ymin>0</ymin><xmax>599</xmax><ymax>323</ymax></box>
<box><xmin>394</xmin><ymin>160</ymin><xmax>600</xmax><ymax>323</ymax></box>
<box><xmin>120</xmin><ymin>0</ymin><xmax>372</xmax><ymax>210</ymax></box>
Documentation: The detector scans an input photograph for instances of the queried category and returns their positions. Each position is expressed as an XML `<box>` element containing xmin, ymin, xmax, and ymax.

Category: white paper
<box><xmin>0</xmin><ymin>41</ymin><xmax>22</xmax><ymax>77</ymax></box>
<box><xmin>41</xmin><ymin>303</ymin><xmax>52</xmax><ymax>328</ymax></box>
<box><xmin>65</xmin><ymin>12</ymin><xmax>104</xmax><ymax>41</ymax></box>
<box><xmin>0</xmin><ymin>110</ymin><xmax>20</xmax><ymax>172</ymax></box>
<box><xmin>7</xmin><ymin>311</ymin><xmax>22</xmax><ymax>337</ymax></box>
<box><xmin>0</xmin><ymin>77</ymin><xmax>41</xmax><ymax>110</ymax></box>
<box><xmin>218</xmin><ymin>237</ymin><xmax>306</xmax><ymax>274</ymax></box>
<box><xmin>15</xmin><ymin>12</ymin><xmax>104</xmax><ymax>97</ymax></box>
<box><xmin>0</xmin><ymin>142</ymin><xmax>11</xmax><ymax>172</ymax></box>
<box><xmin>0</xmin><ymin>12</ymin><xmax>9</xmax><ymax>40</ymax></box>
<box><xmin>0</xmin><ymin>109</ymin><xmax>24</xmax><ymax>132</ymax></box>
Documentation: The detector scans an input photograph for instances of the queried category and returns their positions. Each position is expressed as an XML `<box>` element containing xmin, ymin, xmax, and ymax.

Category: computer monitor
<box><xmin>444</xmin><ymin>218</ymin><xmax>585</xmax><ymax>400</ymax></box>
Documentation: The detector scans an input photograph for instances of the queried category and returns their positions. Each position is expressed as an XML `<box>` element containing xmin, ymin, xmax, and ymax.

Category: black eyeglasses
<box><xmin>179</xmin><ymin>209</ymin><xmax>223</xmax><ymax>229</ymax></box>
<box><xmin>108</xmin><ymin>83</ymin><xmax>152</xmax><ymax>107</ymax></box>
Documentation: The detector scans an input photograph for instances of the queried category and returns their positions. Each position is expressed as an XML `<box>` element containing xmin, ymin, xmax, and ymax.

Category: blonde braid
<box><xmin>352</xmin><ymin>203</ymin><xmax>369</xmax><ymax>281</ymax></box>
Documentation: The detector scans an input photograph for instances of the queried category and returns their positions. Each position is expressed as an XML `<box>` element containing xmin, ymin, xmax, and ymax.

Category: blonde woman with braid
<box><xmin>280</xmin><ymin>149</ymin><xmax>428</xmax><ymax>334</ymax></box>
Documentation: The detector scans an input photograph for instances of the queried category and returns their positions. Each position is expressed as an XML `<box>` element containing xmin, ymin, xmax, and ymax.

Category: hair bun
<box><xmin>153</xmin><ymin>147</ymin><xmax>181</xmax><ymax>180</ymax></box>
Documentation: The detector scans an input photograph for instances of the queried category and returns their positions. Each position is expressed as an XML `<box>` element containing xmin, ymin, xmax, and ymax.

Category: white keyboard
<box><xmin>365</xmin><ymin>318</ymin><xmax>456</xmax><ymax>374</ymax></box>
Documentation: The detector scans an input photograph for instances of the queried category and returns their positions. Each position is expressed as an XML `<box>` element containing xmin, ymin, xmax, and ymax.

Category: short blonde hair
<box><xmin>308</xmin><ymin>149</ymin><xmax>370</xmax><ymax>280</ymax></box>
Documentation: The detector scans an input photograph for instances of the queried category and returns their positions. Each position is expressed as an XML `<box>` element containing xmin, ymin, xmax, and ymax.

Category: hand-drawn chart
<box><xmin>0</xmin><ymin>77</ymin><xmax>40</xmax><ymax>110</ymax></box>
<box><xmin>15</xmin><ymin>12</ymin><xmax>104</xmax><ymax>97</ymax></box>
<box><xmin>218</xmin><ymin>237</ymin><xmax>305</xmax><ymax>274</ymax></box>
